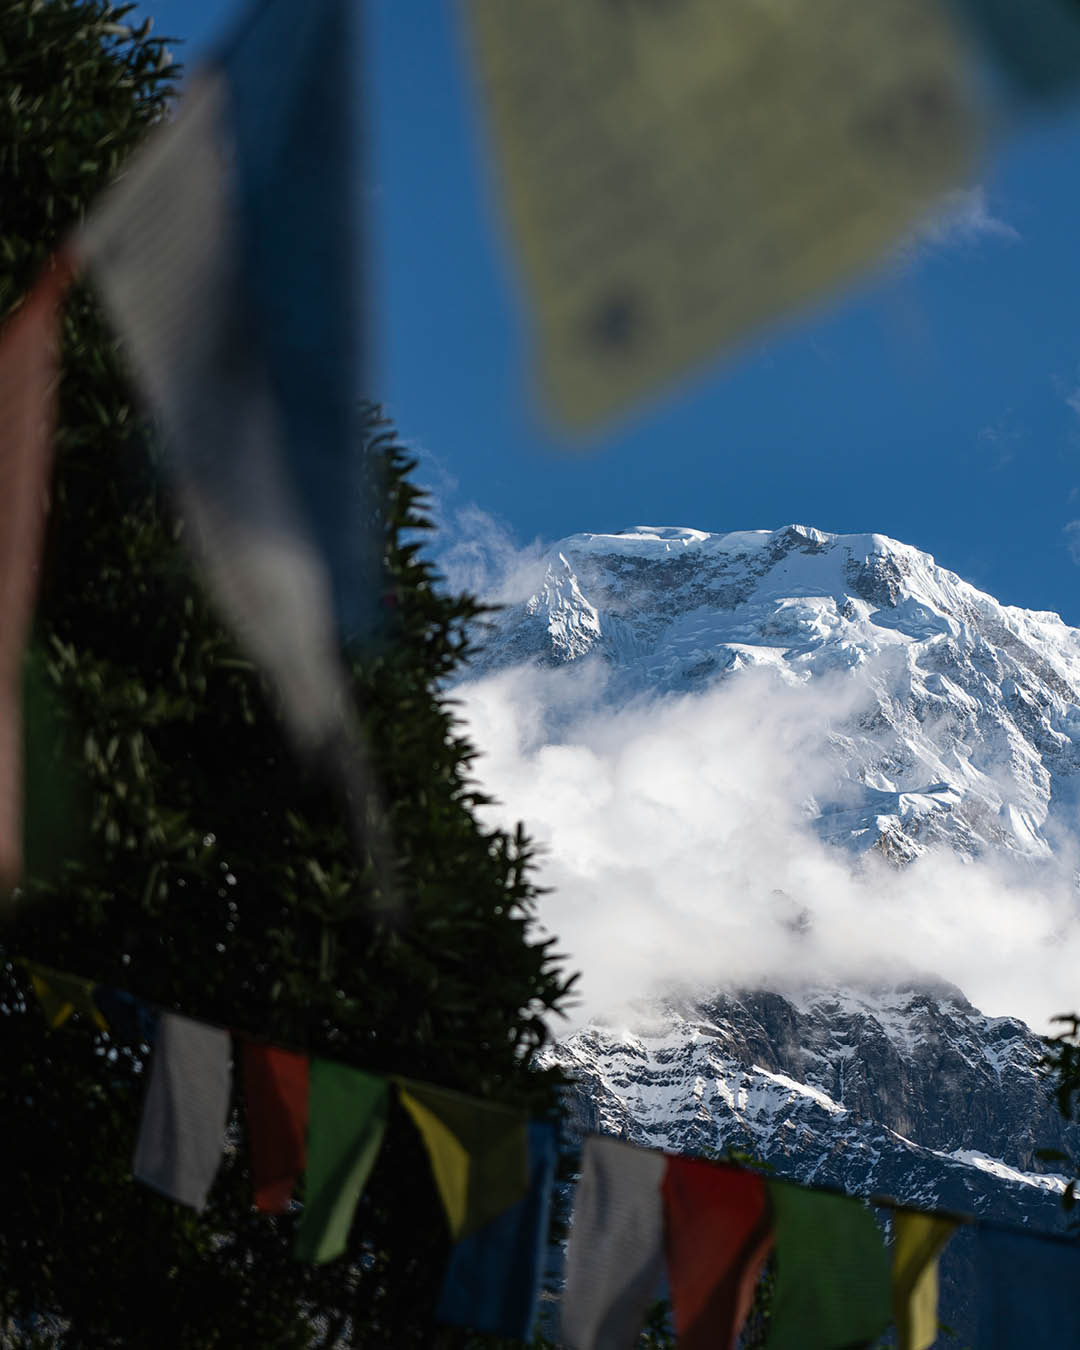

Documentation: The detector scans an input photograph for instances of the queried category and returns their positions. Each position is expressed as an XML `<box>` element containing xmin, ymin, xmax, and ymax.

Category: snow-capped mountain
<box><xmin>470</xmin><ymin>522</ymin><xmax>1080</xmax><ymax>866</ymax></box>
<box><xmin>459</xmin><ymin>522</ymin><xmax>1080</xmax><ymax>1330</ymax></box>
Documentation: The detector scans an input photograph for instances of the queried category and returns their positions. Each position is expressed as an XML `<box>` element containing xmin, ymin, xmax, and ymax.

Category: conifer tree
<box><xmin>0</xmin><ymin>4</ymin><xmax>574</xmax><ymax>1345</ymax></box>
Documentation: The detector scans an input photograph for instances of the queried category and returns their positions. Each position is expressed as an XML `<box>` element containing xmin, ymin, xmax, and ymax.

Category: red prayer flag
<box><xmin>0</xmin><ymin>255</ymin><xmax>73</xmax><ymax>894</ymax></box>
<box><xmin>241</xmin><ymin>1040</ymin><xmax>310</xmax><ymax>1212</ymax></box>
<box><xmin>662</xmin><ymin>1157</ymin><xmax>775</xmax><ymax>1350</ymax></box>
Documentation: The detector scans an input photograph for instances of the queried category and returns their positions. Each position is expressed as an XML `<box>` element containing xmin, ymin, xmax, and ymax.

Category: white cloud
<box><xmin>909</xmin><ymin>185</ymin><xmax>1020</xmax><ymax>250</ymax></box>
<box><xmin>1064</xmin><ymin>520</ymin><xmax>1080</xmax><ymax>565</ymax></box>
<box><xmin>410</xmin><ymin>445</ymin><xmax>550</xmax><ymax>605</ymax></box>
<box><xmin>455</xmin><ymin>657</ymin><xmax>1080</xmax><ymax>1036</ymax></box>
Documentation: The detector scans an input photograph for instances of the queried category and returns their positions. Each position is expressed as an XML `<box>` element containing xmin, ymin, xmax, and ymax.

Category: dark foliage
<box><xmin>0</xmin><ymin>4</ymin><xmax>574</xmax><ymax>1345</ymax></box>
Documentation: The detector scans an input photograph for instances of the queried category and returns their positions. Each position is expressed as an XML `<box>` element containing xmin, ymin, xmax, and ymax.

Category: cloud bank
<box><xmin>453</xmin><ymin>648</ymin><xmax>1080</xmax><ymax>1038</ymax></box>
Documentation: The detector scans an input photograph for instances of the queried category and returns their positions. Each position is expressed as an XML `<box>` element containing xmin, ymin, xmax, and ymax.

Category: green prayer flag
<box><xmin>25</xmin><ymin>962</ymin><xmax>106</xmax><ymax>1031</ymax></box>
<box><xmin>294</xmin><ymin>1061</ymin><xmax>388</xmax><ymax>1264</ymax></box>
<box><xmin>765</xmin><ymin>1180</ymin><xmax>891</xmax><ymax>1350</ymax></box>
<box><xmin>398</xmin><ymin>1080</ymin><xmax>528</xmax><ymax>1239</ymax></box>
<box><xmin>891</xmin><ymin>1210</ymin><xmax>956</xmax><ymax>1350</ymax></box>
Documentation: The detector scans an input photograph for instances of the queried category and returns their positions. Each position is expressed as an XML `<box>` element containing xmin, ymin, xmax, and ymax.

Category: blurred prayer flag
<box><xmin>75</xmin><ymin>0</ymin><xmax>374</xmax><ymax>754</ymax></box>
<box><xmin>561</xmin><ymin>1136</ymin><xmax>667</xmax><ymax>1350</ymax></box>
<box><xmin>437</xmin><ymin>1119</ymin><xmax>559</xmax><ymax>1341</ymax></box>
<box><xmin>399</xmin><ymin>1080</ymin><xmax>529</xmax><ymax>1240</ymax></box>
<box><xmin>133</xmin><ymin>1013</ymin><xmax>232</xmax><ymax>1211</ymax></box>
<box><xmin>891</xmin><ymin>1209</ymin><xmax>956</xmax><ymax>1350</ymax></box>
<box><xmin>766</xmin><ymin>1179</ymin><xmax>892</xmax><ymax>1350</ymax></box>
<box><xmin>0</xmin><ymin>257</ymin><xmax>72</xmax><ymax>895</ymax></box>
<box><xmin>467</xmin><ymin>0</ymin><xmax>977</xmax><ymax>430</ymax></box>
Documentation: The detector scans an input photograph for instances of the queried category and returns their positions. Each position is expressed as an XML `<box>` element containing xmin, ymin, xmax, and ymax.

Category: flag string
<box><xmin>5</xmin><ymin>950</ymin><xmax>1077</xmax><ymax>1250</ymax></box>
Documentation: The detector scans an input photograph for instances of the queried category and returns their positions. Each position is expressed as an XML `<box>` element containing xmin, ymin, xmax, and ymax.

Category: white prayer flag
<box><xmin>133</xmin><ymin>1013</ymin><xmax>232</xmax><ymax>1212</ymax></box>
<box><xmin>562</xmin><ymin>1136</ymin><xmax>667</xmax><ymax>1350</ymax></box>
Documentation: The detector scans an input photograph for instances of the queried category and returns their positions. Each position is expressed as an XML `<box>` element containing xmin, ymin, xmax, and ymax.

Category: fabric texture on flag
<box><xmin>398</xmin><ymin>1081</ymin><xmax>529</xmax><ymax>1239</ymax></box>
<box><xmin>975</xmin><ymin>1226</ymin><xmax>1080</xmax><ymax>1348</ymax></box>
<box><xmin>241</xmin><ymin>1040</ymin><xmax>309</xmax><ymax>1213</ymax></box>
<box><xmin>26</xmin><ymin>962</ymin><xmax>107</xmax><ymax>1032</ymax></box>
<box><xmin>437</xmin><ymin>1120</ymin><xmax>559</xmax><ymax>1341</ymax></box>
<box><xmin>765</xmin><ymin>1179</ymin><xmax>891</xmax><ymax>1350</ymax></box>
<box><xmin>75</xmin><ymin>0</ymin><xmax>373</xmax><ymax>755</ymax></box>
<box><xmin>295</xmin><ymin>1061</ymin><xmax>387</xmax><ymax>1264</ymax></box>
<box><xmin>661</xmin><ymin>1158</ymin><xmax>774</xmax><ymax>1350</ymax></box>
<box><xmin>133</xmin><ymin>1013</ymin><xmax>232</xmax><ymax>1211</ymax></box>
<box><xmin>891</xmin><ymin>1210</ymin><xmax>956</xmax><ymax>1350</ymax></box>
<box><xmin>0</xmin><ymin>258</ymin><xmax>72</xmax><ymax>893</ymax></box>
<box><xmin>561</xmin><ymin>1137</ymin><xmax>667</xmax><ymax>1350</ymax></box>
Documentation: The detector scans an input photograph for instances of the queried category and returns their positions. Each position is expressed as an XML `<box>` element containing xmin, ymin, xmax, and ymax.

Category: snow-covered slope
<box><xmin>471</xmin><ymin>523</ymin><xmax>1080</xmax><ymax>864</ymax></box>
<box><xmin>462</xmin><ymin>522</ymin><xmax>1080</xmax><ymax>1328</ymax></box>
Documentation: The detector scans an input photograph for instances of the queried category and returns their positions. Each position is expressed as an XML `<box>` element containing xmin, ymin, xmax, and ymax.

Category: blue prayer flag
<box><xmin>77</xmin><ymin>0</ymin><xmax>377</xmax><ymax>754</ymax></box>
<box><xmin>976</xmin><ymin>1226</ymin><xmax>1080</xmax><ymax>1348</ymax></box>
<box><xmin>436</xmin><ymin>1120</ymin><xmax>558</xmax><ymax>1341</ymax></box>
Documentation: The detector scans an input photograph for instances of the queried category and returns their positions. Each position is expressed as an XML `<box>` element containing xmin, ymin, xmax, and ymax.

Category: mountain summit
<box><xmin>473</xmin><ymin>522</ymin><xmax>1080</xmax><ymax>865</ymax></box>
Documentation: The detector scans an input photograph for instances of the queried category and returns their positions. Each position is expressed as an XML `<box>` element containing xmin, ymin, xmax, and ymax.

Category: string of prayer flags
<box><xmin>74</xmin><ymin>0</ymin><xmax>371</xmax><ymax>757</ymax></box>
<box><xmin>765</xmin><ymin>1179</ymin><xmax>892</xmax><ymax>1350</ymax></box>
<box><xmin>891</xmin><ymin>1210</ymin><xmax>957</xmax><ymax>1350</ymax></box>
<box><xmin>437</xmin><ymin>1119</ymin><xmax>559</xmax><ymax>1342</ymax></box>
<box><xmin>466</xmin><ymin>0</ymin><xmax>976</xmax><ymax>430</ymax></box>
<box><xmin>661</xmin><ymin>1157</ymin><xmax>774</xmax><ymax>1350</ymax></box>
<box><xmin>0</xmin><ymin>256</ymin><xmax>73</xmax><ymax>894</ymax></box>
<box><xmin>23</xmin><ymin>956</ymin><xmax>1080</xmax><ymax>1347</ymax></box>
<box><xmin>561</xmin><ymin>1136</ymin><xmax>668</xmax><ymax>1350</ymax></box>
<box><xmin>241</xmin><ymin>1041</ymin><xmax>310</xmax><ymax>1214</ymax></box>
<box><xmin>133</xmin><ymin>1014</ymin><xmax>232</xmax><ymax>1212</ymax></box>
<box><xmin>974</xmin><ymin>1227</ymin><xmax>1080</xmax><ymax>1348</ymax></box>
<box><xmin>398</xmin><ymin>1080</ymin><xmax>529</xmax><ymax>1239</ymax></box>
<box><xmin>294</xmin><ymin>1062</ymin><xmax>388</xmax><ymax>1264</ymax></box>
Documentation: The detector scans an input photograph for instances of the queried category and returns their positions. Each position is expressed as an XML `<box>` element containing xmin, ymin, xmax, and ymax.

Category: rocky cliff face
<box><xmin>456</xmin><ymin>522</ymin><xmax>1080</xmax><ymax>1331</ymax></box>
<box><xmin>551</xmin><ymin>984</ymin><xmax>1071</xmax><ymax>1212</ymax></box>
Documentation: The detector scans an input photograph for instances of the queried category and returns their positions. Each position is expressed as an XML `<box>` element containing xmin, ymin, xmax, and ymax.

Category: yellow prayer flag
<box><xmin>26</xmin><ymin>962</ymin><xmax>107</xmax><ymax>1032</ymax></box>
<box><xmin>398</xmin><ymin>1081</ymin><xmax>528</xmax><ymax>1239</ymax></box>
<box><xmin>467</xmin><ymin>0</ymin><xmax>977</xmax><ymax>430</ymax></box>
<box><xmin>892</xmin><ymin>1210</ymin><xmax>957</xmax><ymax>1350</ymax></box>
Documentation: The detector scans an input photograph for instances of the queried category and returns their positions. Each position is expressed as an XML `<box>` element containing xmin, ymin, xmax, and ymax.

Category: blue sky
<box><xmin>137</xmin><ymin>0</ymin><xmax>1080</xmax><ymax>625</ymax></box>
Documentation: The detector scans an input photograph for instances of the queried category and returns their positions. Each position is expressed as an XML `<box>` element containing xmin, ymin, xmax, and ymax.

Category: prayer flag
<box><xmin>437</xmin><ymin>1120</ymin><xmax>559</xmax><ymax>1341</ymax></box>
<box><xmin>241</xmin><ymin>1040</ymin><xmax>309</xmax><ymax>1213</ymax></box>
<box><xmin>25</xmin><ymin>962</ymin><xmax>107</xmax><ymax>1032</ymax></box>
<box><xmin>75</xmin><ymin>0</ymin><xmax>374</xmax><ymax>754</ymax></box>
<box><xmin>561</xmin><ymin>1137</ymin><xmax>667</xmax><ymax>1350</ymax></box>
<box><xmin>766</xmin><ymin>1179</ymin><xmax>891</xmax><ymax>1350</ymax></box>
<box><xmin>133</xmin><ymin>1014</ymin><xmax>232</xmax><ymax>1211</ymax></box>
<box><xmin>295</xmin><ymin>1062</ymin><xmax>387</xmax><ymax>1264</ymax></box>
<box><xmin>661</xmin><ymin>1157</ymin><xmax>774</xmax><ymax>1350</ymax></box>
<box><xmin>93</xmin><ymin>986</ymin><xmax>158</xmax><ymax>1044</ymax></box>
<box><xmin>0</xmin><ymin>257</ymin><xmax>72</xmax><ymax>893</ymax></box>
<box><xmin>975</xmin><ymin>1227</ymin><xmax>1080</xmax><ymax>1348</ymax></box>
<box><xmin>891</xmin><ymin>1210</ymin><xmax>956</xmax><ymax>1350</ymax></box>
<box><xmin>398</xmin><ymin>1081</ymin><xmax>528</xmax><ymax>1239</ymax></box>
<box><xmin>467</xmin><ymin>0</ymin><xmax>975</xmax><ymax>429</ymax></box>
